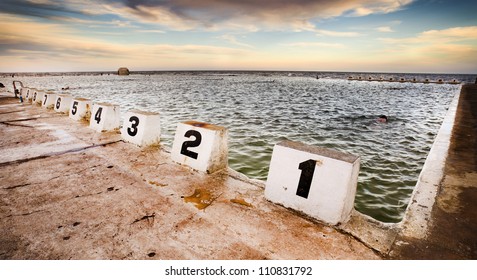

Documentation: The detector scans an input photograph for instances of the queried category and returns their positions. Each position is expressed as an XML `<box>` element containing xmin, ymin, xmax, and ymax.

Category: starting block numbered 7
<box><xmin>121</xmin><ymin>110</ymin><xmax>161</xmax><ymax>146</ymax></box>
<box><xmin>171</xmin><ymin>120</ymin><xmax>228</xmax><ymax>174</ymax></box>
<box><xmin>265</xmin><ymin>140</ymin><xmax>360</xmax><ymax>225</ymax></box>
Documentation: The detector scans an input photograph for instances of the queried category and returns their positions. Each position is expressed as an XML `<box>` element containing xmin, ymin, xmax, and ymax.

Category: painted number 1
<box><xmin>180</xmin><ymin>130</ymin><xmax>202</xmax><ymax>159</ymax></box>
<box><xmin>296</xmin><ymin>159</ymin><xmax>317</xmax><ymax>199</ymax></box>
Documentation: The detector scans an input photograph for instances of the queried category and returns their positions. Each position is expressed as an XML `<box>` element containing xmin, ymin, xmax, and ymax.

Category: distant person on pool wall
<box><xmin>377</xmin><ymin>115</ymin><xmax>388</xmax><ymax>123</ymax></box>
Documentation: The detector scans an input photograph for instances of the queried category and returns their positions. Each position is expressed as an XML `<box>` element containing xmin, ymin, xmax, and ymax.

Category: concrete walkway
<box><xmin>0</xmin><ymin>84</ymin><xmax>475</xmax><ymax>260</ymax></box>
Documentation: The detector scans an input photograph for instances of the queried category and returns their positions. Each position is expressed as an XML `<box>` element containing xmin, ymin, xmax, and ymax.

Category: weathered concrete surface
<box><xmin>389</xmin><ymin>84</ymin><xmax>477</xmax><ymax>259</ymax></box>
<box><xmin>0</xmin><ymin>93</ymin><xmax>380</xmax><ymax>260</ymax></box>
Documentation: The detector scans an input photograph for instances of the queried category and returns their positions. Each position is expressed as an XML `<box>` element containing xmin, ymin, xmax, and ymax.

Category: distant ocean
<box><xmin>2</xmin><ymin>71</ymin><xmax>474</xmax><ymax>222</ymax></box>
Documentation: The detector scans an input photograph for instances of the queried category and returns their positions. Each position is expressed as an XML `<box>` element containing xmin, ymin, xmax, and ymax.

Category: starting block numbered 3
<box><xmin>265</xmin><ymin>140</ymin><xmax>360</xmax><ymax>225</ymax></box>
<box><xmin>42</xmin><ymin>92</ymin><xmax>57</xmax><ymax>109</ymax></box>
<box><xmin>171</xmin><ymin>120</ymin><xmax>228</xmax><ymax>173</ymax></box>
<box><xmin>89</xmin><ymin>103</ymin><xmax>120</xmax><ymax>132</ymax></box>
<box><xmin>121</xmin><ymin>110</ymin><xmax>161</xmax><ymax>146</ymax></box>
<box><xmin>69</xmin><ymin>98</ymin><xmax>91</xmax><ymax>121</ymax></box>
<box><xmin>54</xmin><ymin>94</ymin><xmax>73</xmax><ymax>114</ymax></box>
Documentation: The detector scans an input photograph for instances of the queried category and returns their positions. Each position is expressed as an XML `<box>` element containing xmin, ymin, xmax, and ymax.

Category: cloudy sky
<box><xmin>1</xmin><ymin>0</ymin><xmax>476</xmax><ymax>73</ymax></box>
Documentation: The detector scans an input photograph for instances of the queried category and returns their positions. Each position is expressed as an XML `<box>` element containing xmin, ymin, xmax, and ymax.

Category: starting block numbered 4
<box><xmin>42</xmin><ymin>92</ymin><xmax>57</xmax><ymax>109</ymax></box>
<box><xmin>54</xmin><ymin>94</ymin><xmax>73</xmax><ymax>114</ymax></box>
<box><xmin>89</xmin><ymin>103</ymin><xmax>120</xmax><ymax>132</ymax></box>
<box><xmin>265</xmin><ymin>140</ymin><xmax>360</xmax><ymax>225</ymax></box>
<box><xmin>69</xmin><ymin>98</ymin><xmax>92</xmax><ymax>121</ymax></box>
<box><xmin>121</xmin><ymin>110</ymin><xmax>161</xmax><ymax>146</ymax></box>
<box><xmin>171</xmin><ymin>120</ymin><xmax>228</xmax><ymax>173</ymax></box>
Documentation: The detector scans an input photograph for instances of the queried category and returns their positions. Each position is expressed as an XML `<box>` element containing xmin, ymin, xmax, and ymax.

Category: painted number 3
<box><xmin>127</xmin><ymin>116</ymin><xmax>140</xmax><ymax>137</ymax></box>
<box><xmin>180</xmin><ymin>130</ymin><xmax>202</xmax><ymax>159</ymax></box>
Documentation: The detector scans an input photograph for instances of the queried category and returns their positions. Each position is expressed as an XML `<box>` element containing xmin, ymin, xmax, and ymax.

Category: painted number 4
<box><xmin>94</xmin><ymin>107</ymin><xmax>103</xmax><ymax>124</ymax></box>
<box><xmin>296</xmin><ymin>159</ymin><xmax>317</xmax><ymax>199</ymax></box>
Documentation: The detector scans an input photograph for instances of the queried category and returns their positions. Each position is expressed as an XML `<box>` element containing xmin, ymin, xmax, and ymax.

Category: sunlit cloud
<box><xmin>315</xmin><ymin>29</ymin><xmax>362</xmax><ymax>37</ymax></box>
<box><xmin>376</xmin><ymin>26</ymin><xmax>394</xmax><ymax>32</ymax></box>
<box><xmin>285</xmin><ymin>42</ymin><xmax>346</xmax><ymax>49</ymax></box>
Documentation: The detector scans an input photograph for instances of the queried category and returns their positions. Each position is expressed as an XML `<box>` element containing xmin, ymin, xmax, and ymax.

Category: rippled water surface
<box><xmin>5</xmin><ymin>71</ymin><xmax>468</xmax><ymax>222</ymax></box>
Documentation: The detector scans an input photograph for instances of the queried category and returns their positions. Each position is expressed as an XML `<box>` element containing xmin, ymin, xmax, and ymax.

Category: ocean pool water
<box><xmin>4</xmin><ymin>71</ymin><xmax>468</xmax><ymax>222</ymax></box>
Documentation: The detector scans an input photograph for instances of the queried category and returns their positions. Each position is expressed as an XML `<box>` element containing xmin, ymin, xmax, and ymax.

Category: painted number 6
<box><xmin>180</xmin><ymin>130</ymin><xmax>202</xmax><ymax>159</ymax></box>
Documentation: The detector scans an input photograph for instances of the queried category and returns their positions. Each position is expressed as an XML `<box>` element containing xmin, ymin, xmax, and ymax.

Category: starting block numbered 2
<box><xmin>121</xmin><ymin>110</ymin><xmax>161</xmax><ymax>146</ymax></box>
<box><xmin>69</xmin><ymin>98</ymin><xmax>91</xmax><ymax>121</ymax></box>
<box><xmin>265</xmin><ymin>140</ymin><xmax>360</xmax><ymax>225</ymax></box>
<box><xmin>42</xmin><ymin>92</ymin><xmax>57</xmax><ymax>109</ymax></box>
<box><xmin>89</xmin><ymin>103</ymin><xmax>120</xmax><ymax>132</ymax></box>
<box><xmin>54</xmin><ymin>94</ymin><xmax>73</xmax><ymax>114</ymax></box>
<box><xmin>171</xmin><ymin>120</ymin><xmax>228</xmax><ymax>173</ymax></box>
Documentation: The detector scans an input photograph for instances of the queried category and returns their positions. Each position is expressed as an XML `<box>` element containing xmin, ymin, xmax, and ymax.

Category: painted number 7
<box><xmin>296</xmin><ymin>159</ymin><xmax>317</xmax><ymax>199</ymax></box>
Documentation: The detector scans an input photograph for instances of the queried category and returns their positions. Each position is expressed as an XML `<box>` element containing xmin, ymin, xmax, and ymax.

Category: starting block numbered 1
<box><xmin>42</xmin><ymin>92</ymin><xmax>57</xmax><ymax>109</ymax></box>
<box><xmin>265</xmin><ymin>140</ymin><xmax>360</xmax><ymax>225</ymax></box>
<box><xmin>121</xmin><ymin>110</ymin><xmax>161</xmax><ymax>146</ymax></box>
<box><xmin>69</xmin><ymin>98</ymin><xmax>92</xmax><ymax>121</ymax></box>
<box><xmin>171</xmin><ymin>120</ymin><xmax>228</xmax><ymax>173</ymax></box>
<box><xmin>54</xmin><ymin>94</ymin><xmax>73</xmax><ymax>114</ymax></box>
<box><xmin>89</xmin><ymin>102</ymin><xmax>120</xmax><ymax>132</ymax></box>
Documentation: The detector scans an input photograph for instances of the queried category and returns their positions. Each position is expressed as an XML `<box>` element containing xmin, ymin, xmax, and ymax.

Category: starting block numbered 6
<box><xmin>121</xmin><ymin>110</ymin><xmax>161</xmax><ymax>146</ymax></box>
<box><xmin>42</xmin><ymin>92</ymin><xmax>57</xmax><ymax>109</ymax></box>
<box><xmin>89</xmin><ymin>103</ymin><xmax>120</xmax><ymax>132</ymax></box>
<box><xmin>265</xmin><ymin>140</ymin><xmax>360</xmax><ymax>225</ymax></box>
<box><xmin>171</xmin><ymin>120</ymin><xmax>228</xmax><ymax>173</ymax></box>
<box><xmin>54</xmin><ymin>94</ymin><xmax>73</xmax><ymax>114</ymax></box>
<box><xmin>69</xmin><ymin>98</ymin><xmax>92</xmax><ymax>121</ymax></box>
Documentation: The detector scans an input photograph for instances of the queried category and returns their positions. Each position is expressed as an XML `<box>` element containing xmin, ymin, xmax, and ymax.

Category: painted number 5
<box><xmin>180</xmin><ymin>130</ymin><xmax>202</xmax><ymax>159</ymax></box>
<box><xmin>127</xmin><ymin>116</ymin><xmax>140</xmax><ymax>137</ymax></box>
<box><xmin>296</xmin><ymin>159</ymin><xmax>317</xmax><ymax>199</ymax></box>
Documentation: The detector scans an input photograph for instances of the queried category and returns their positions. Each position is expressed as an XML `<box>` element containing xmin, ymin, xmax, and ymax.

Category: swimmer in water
<box><xmin>377</xmin><ymin>115</ymin><xmax>388</xmax><ymax>123</ymax></box>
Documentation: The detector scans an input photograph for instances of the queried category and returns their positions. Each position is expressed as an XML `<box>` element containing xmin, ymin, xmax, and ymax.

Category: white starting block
<box><xmin>41</xmin><ymin>92</ymin><xmax>57</xmax><ymax>109</ymax></box>
<box><xmin>32</xmin><ymin>89</ymin><xmax>42</xmax><ymax>105</ymax></box>
<box><xmin>171</xmin><ymin>120</ymin><xmax>228</xmax><ymax>173</ymax></box>
<box><xmin>89</xmin><ymin>103</ymin><xmax>120</xmax><ymax>132</ymax></box>
<box><xmin>265</xmin><ymin>140</ymin><xmax>360</xmax><ymax>225</ymax></box>
<box><xmin>69</xmin><ymin>98</ymin><xmax>92</xmax><ymax>121</ymax></box>
<box><xmin>121</xmin><ymin>110</ymin><xmax>161</xmax><ymax>146</ymax></box>
<box><xmin>22</xmin><ymin>88</ymin><xmax>32</xmax><ymax>103</ymax></box>
<box><xmin>54</xmin><ymin>94</ymin><xmax>73</xmax><ymax>114</ymax></box>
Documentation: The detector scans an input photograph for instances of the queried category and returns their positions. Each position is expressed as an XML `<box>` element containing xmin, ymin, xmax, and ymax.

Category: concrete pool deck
<box><xmin>0</xmin><ymin>84</ymin><xmax>475</xmax><ymax>260</ymax></box>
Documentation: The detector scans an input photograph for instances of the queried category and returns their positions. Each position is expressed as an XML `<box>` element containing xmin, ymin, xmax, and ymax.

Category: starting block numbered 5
<box><xmin>121</xmin><ymin>110</ymin><xmax>161</xmax><ymax>146</ymax></box>
<box><xmin>171</xmin><ymin>120</ymin><xmax>228</xmax><ymax>173</ymax></box>
<box><xmin>69</xmin><ymin>98</ymin><xmax>91</xmax><ymax>121</ymax></box>
<box><xmin>54</xmin><ymin>94</ymin><xmax>73</xmax><ymax>114</ymax></box>
<box><xmin>265</xmin><ymin>140</ymin><xmax>360</xmax><ymax>225</ymax></box>
<box><xmin>89</xmin><ymin>103</ymin><xmax>120</xmax><ymax>132</ymax></box>
<box><xmin>42</xmin><ymin>92</ymin><xmax>57</xmax><ymax>109</ymax></box>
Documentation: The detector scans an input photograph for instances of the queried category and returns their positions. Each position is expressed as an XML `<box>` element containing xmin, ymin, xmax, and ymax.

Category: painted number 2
<box><xmin>296</xmin><ymin>159</ymin><xmax>317</xmax><ymax>199</ymax></box>
<box><xmin>180</xmin><ymin>130</ymin><xmax>202</xmax><ymax>159</ymax></box>
<box><xmin>127</xmin><ymin>116</ymin><xmax>140</xmax><ymax>137</ymax></box>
